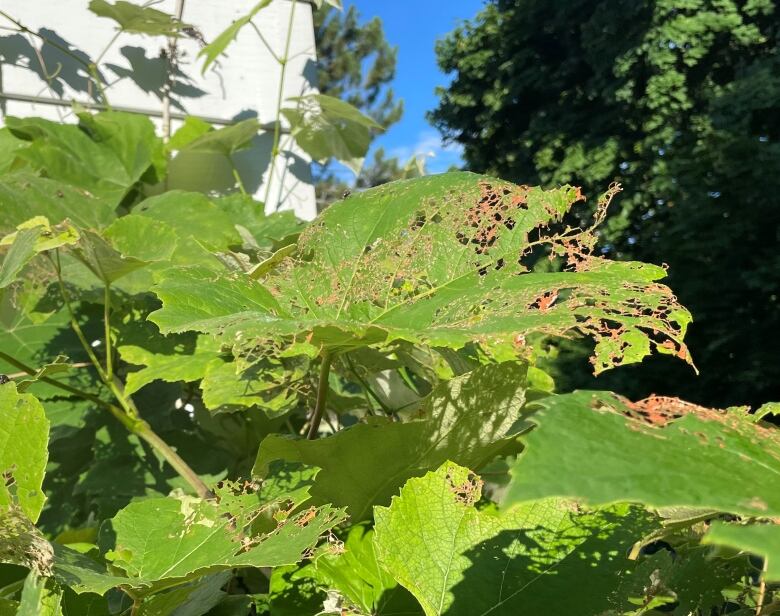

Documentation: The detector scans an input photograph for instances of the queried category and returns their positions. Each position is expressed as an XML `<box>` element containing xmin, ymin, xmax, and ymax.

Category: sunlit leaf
<box><xmin>0</xmin><ymin>384</ymin><xmax>49</xmax><ymax>522</ymax></box>
<box><xmin>282</xmin><ymin>94</ymin><xmax>382</xmax><ymax>174</ymax></box>
<box><xmin>199</xmin><ymin>1</ymin><xmax>273</xmax><ymax>74</ymax></box>
<box><xmin>150</xmin><ymin>173</ymin><xmax>691</xmax><ymax>373</ymax></box>
<box><xmin>88</xmin><ymin>0</ymin><xmax>193</xmax><ymax>36</ymax></box>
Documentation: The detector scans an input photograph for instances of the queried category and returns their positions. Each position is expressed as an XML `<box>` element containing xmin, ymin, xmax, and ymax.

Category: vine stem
<box><xmin>103</xmin><ymin>284</ymin><xmax>113</xmax><ymax>380</ymax></box>
<box><xmin>161</xmin><ymin>0</ymin><xmax>185</xmax><ymax>141</ymax></box>
<box><xmin>47</xmin><ymin>252</ymin><xmax>212</xmax><ymax>499</ymax></box>
<box><xmin>306</xmin><ymin>353</ymin><xmax>333</xmax><ymax>440</ymax></box>
<box><xmin>263</xmin><ymin>0</ymin><xmax>298</xmax><ymax>207</ymax></box>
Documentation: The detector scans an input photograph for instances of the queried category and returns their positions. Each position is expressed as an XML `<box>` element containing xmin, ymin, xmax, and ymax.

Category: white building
<box><xmin>0</xmin><ymin>0</ymin><xmax>318</xmax><ymax>219</ymax></box>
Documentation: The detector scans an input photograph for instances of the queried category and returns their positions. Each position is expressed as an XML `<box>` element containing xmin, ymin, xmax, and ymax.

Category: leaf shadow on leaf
<box><xmin>445</xmin><ymin>508</ymin><xmax>648</xmax><ymax>616</ymax></box>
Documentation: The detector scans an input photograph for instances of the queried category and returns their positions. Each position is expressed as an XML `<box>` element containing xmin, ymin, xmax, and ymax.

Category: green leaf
<box><xmin>0</xmin><ymin>384</ymin><xmax>49</xmax><ymax>522</ymax></box>
<box><xmin>754</xmin><ymin>401</ymin><xmax>780</xmax><ymax>422</ymax></box>
<box><xmin>135</xmin><ymin>572</ymin><xmax>230</xmax><ymax>616</ymax></box>
<box><xmin>704</xmin><ymin>522</ymin><xmax>780</xmax><ymax>581</ymax></box>
<box><xmin>282</xmin><ymin>94</ymin><xmax>382</xmax><ymax>174</ymax></box>
<box><xmin>373</xmin><ymin>462</ymin><xmax>657</xmax><ymax>616</ymax></box>
<box><xmin>118</xmin><ymin>335</ymin><xmax>219</xmax><ymax>396</ymax></box>
<box><xmin>254</xmin><ymin>363</ymin><xmax>527</xmax><ymax>520</ymax></box>
<box><xmin>150</xmin><ymin>173</ymin><xmax>691</xmax><ymax>373</ymax></box>
<box><xmin>168</xmin><ymin>117</ymin><xmax>213</xmax><ymax>151</ymax></box>
<box><xmin>504</xmin><ymin>391</ymin><xmax>780</xmax><ymax>517</ymax></box>
<box><xmin>88</xmin><ymin>0</ymin><xmax>193</xmax><ymax>36</ymax></box>
<box><xmin>72</xmin><ymin>216</ymin><xmax>177</xmax><ymax>284</ymax></box>
<box><xmin>17</xmin><ymin>571</ymin><xmax>62</xmax><ymax>616</ymax></box>
<box><xmin>0</xmin><ymin>174</ymin><xmax>115</xmax><ymax>231</ymax></box>
<box><xmin>5</xmin><ymin>114</ymin><xmax>163</xmax><ymax>207</ymax></box>
<box><xmin>179</xmin><ymin>119</ymin><xmax>261</xmax><ymax>157</ymax></box>
<box><xmin>100</xmin><ymin>486</ymin><xmax>346</xmax><ymax>591</ymax></box>
<box><xmin>0</xmin><ymin>227</ymin><xmax>42</xmax><ymax>289</ymax></box>
<box><xmin>199</xmin><ymin>1</ymin><xmax>273</xmax><ymax>74</ymax></box>
<box><xmin>312</xmin><ymin>524</ymin><xmax>422</xmax><ymax>615</ymax></box>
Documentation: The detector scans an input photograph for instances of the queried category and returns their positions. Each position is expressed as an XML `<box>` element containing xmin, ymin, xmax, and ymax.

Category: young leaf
<box><xmin>703</xmin><ymin>522</ymin><xmax>780</xmax><ymax>581</ymax></box>
<box><xmin>0</xmin><ymin>384</ymin><xmax>49</xmax><ymax>522</ymax></box>
<box><xmin>199</xmin><ymin>1</ymin><xmax>273</xmax><ymax>74</ymax></box>
<box><xmin>282</xmin><ymin>94</ymin><xmax>383</xmax><ymax>174</ymax></box>
<box><xmin>373</xmin><ymin>462</ymin><xmax>658</xmax><ymax>616</ymax></box>
<box><xmin>150</xmin><ymin>173</ymin><xmax>691</xmax><ymax>373</ymax></box>
<box><xmin>254</xmin><ymin>363</ymin><xmax>528</xmax><ymax>520</ymax></box>
<box><xmin>0</xmin><ymin>227</ymin><xmax>42</xmax><ymax>289</ymax></box>
<box><xmin>88</xmin><ymin>0</ymin><xmax>193</xmax><ymax>36</ymax></box>
<box><xmin>504</xmin><ymin>391</ymin><xmax>780</xmax><ymax>517</ymax></box>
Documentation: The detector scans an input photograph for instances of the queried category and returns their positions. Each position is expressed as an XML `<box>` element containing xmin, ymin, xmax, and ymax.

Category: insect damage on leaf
<box><xmin>151</xmin><ymin>172</ymin><xmax>693</xmax><ymax>375</ymax></box>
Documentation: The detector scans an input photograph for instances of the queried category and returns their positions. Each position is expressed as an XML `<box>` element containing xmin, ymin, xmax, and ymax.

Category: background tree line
<box><xmin>428</xmin><ymin>0</ymin><xmax>780</xmax><ymax>408</ymax></box>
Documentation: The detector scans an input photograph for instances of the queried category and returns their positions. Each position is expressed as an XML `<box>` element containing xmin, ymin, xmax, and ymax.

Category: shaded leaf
<box><xmin>254</xmin><ymin>363</ymin><xmax>527</xmax><ymax>520</ymax></box>
<box><xmin>704</xmin><ymin>522</ymin><xmax>780</xmax><ymax>581</ymax></box>
<box><xmin>504</xmin><ymin>391</ymin><xmax>780</xmax><ymax>517</ymax></box>
<box><xmin>179</xmin><ymin>119</ymin><xmax>261</xmax><ymax>157</ymax></box>
<box><xmin>17</xmin><ymin>571</ymin><xmax>62</xmax><ymax>616</ymax></box>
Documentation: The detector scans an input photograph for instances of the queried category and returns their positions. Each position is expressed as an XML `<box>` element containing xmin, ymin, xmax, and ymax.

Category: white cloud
<box><xmin>389</xmin><ymin>130</ymin><xmax>464</xmax><ymax>173</ymax></box>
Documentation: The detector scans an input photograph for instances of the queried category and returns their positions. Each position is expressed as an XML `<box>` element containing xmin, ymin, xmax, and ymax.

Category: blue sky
<box><xmin>345</xmin><ymin>0</ymin><xmax>486</xmax><ymax>173</ymax></box>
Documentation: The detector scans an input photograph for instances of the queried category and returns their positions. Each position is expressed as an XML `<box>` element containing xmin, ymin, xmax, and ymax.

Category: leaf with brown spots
<box><xmin>150</xmin><ymin>172</ymin><xmax>692</xmax><ymax>373</ymax></box>
<box><xmin>505</xmin><ymin>391</ymin><xmax>780</xmax><ymax>517</ymax></box>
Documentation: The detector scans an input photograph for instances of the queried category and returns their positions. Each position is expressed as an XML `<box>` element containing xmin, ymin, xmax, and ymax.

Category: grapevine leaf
<box><xmin>312</xmin><ymin>524</ymin><xmax>422</xmax><ymax>615</ymax></box>
<box><xmin>168</xmin><ymin>117</ymin><xmax>212</xmax><ymax>151</ymax></box>
<box><xmin>0</xmin><ymin>174</ymin><xmax>115</xmax><ymax>230</ymax></box>
<box><xmin>135</xmin><ymin>572</ymin><xmax>230</xmax><ymax>615</ymax></box>
<box><xmin>282</xmin><ymin>94</ymin><xmax>382</xmax><ymax>174</ymax></box>
<box><xmin>17</xmin><ymin>571</ymin><xmax>62</xmax><ymax>616</ymax></box>
<box><xmin>0</xmin><ymin>384</ymin><xmax>49</xmax><ymax>522</ymax></box>
<box><xmin>373</xmin><ymin>462</ymin><xmax>657</xmax><ymax>616</ymax></box>
<box><xmin>99</xmin><ymin>487</ymin><xmax>346</xmax><ymax>591</ymax></box>
<box><xmin>504</xmin><ymin>391</ymin><xmax>780</xmax><ymax>517</ymax></box>
<box><xmin>179</xmin><ymin>119</ymin><xmax>261</xmax><ymax>157</ymax></box>
<box><xmin>754</xmin><ymin>401</ymin><xmax>780</xmax><ymax>422</ymax></box>
<box><xmin>119</xmin><ymin>335</ymin><xmax>220</xmax><ymax>396</ymax></box>
<box><xmin>150</xmin><ymin>173</ymin><xmax>691</xmax><ymax>372</ymax></box>
<box><xmin>199</xmin><ymin>1</ymin><xmax>273</xmax><ymax>74</ymax></box>
<box><xmin>72</xmin><ymin>216</ymin><xmax>177</xmax><ymax>284</ymax></box>
<box><xmin>703</xmin><ymin>522</ymin><xmax>780</xmax><ymax>581</ymax></box>
<box><xmin>254</xmin><ymin>363</ymin><xmax>528</xmax><ymax>520</ymax></box>
<box><xmin>5</xmin><ymin>114</ymin><xmax>163</xmax><ymax>206</ymax></box>
<box><xmin>88</xmin><ymin>0</ymin><xmax>193</xmax><ymax>36</ymax></box>
<box><xmin>0</xmin><ymin>227</ymin><xmax>42</xmax><ymax>289</ymax></box>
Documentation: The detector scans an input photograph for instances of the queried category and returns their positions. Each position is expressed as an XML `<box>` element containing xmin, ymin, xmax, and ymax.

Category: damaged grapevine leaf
<box><xmin>150</xmin><ymin>172</ymin><xmax>692</xmax><ymax>372</ymax></box>
<box><xmin>504</xmin><ymin>391</ymin><xmax>780</xmax><ymax>516</ymax></box>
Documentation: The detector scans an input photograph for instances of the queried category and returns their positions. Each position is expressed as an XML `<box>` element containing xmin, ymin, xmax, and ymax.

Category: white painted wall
<box><xmin>0</xmin><ymin>0</ymin><xmax>318</xmax><ymax>219</ymax></box>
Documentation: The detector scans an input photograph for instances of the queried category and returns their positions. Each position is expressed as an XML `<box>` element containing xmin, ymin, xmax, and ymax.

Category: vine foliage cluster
<box><xmin>0</xmin><ymin>1</ymin><xmax>779</xmax><ymax>615</ymax></box>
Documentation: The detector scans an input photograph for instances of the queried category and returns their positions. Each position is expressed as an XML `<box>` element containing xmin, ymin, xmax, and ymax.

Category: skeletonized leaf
<box><xmin>282</xmin><ymin>94</ymin><xmax>382</xmax><ymax>174</ymax></box>
<box><xmin>704</xmin><ymin>522</ymin><xmax>780</xmax><ymax>581</ymax></box>
<box><xmin>89</xmin><ymin>0</ymin><xmax>193</xmax><ymax>36</ymax></box>
<box><xmin>373</xmin><ymin>462</ymin><xmax>658</xmax><ymax>616</ymax></box>
<box><xmin>199</xmin><ymin>1</ymin><xmax>273</xmax><ymax>74</ymax></box>
<box><xmin>0</xmin><ymin>384</ymin><xmax>49</xmax><ymax>522</ymax></box>
<box><xmin>504</xmin><ymin>391</ymin><xmax>780</xmax><ymax>517</ymax></box>
<box><xmin>254</xmin><ymin>363</ymin><xmax>527</xmax><ymax>520</ymax></box>
<box><xmin>150</xmin><ymin>173</ymin><xmax>691</xmax><ymax>373</ymax></box>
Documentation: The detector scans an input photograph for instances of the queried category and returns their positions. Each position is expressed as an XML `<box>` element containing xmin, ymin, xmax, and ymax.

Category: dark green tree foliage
<box><xmin>430</xmin><ymin>0</ymin><xmax>780</xmax><ymax>408</ymax></box>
